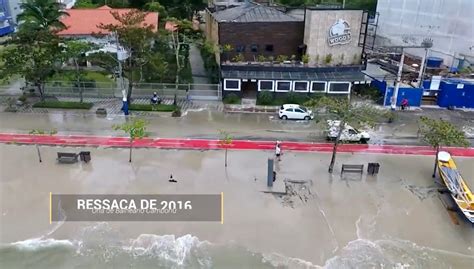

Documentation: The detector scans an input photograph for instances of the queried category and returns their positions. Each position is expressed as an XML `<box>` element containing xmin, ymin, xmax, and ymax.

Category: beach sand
<box><xmin>0</xmin><ymin>144</ymin><xmax>473</xmax><ymax>268</ymax></box>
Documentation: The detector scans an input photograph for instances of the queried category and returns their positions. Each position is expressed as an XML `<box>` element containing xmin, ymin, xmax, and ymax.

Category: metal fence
<box><xmin>6</xmin><ymin>81</ymin><xmax>222</xmax><ymax>101</ymax></box>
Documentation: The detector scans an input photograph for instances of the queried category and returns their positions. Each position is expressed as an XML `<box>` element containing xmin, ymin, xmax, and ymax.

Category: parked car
<box><xmin>279</xmin><ymin>104</ymin><xmax>314</xmax><ymax>120</ymax></box>
<box><xmin>326</xmin><ymin>120</ymin><xmax>370</xmax><ymax>143</ymax></box>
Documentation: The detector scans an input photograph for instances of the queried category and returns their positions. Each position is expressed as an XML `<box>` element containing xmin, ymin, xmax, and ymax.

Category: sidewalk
<box><xmin>1</xmin><ymin>133</ymin><xmax>473</xmax><ymax>157</ymax></box>
<box><xmin>0</xmin><ymin>96</ymin><xmax>223</xmax><ymax>115</ymax></box>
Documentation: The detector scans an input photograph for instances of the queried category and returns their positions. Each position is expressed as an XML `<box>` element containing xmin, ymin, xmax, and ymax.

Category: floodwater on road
<box><xmin>0</xmin><ymin>144</ymin><xmax>473</xmax><ymax>268</ymax></box>
<box><xmin>2</xmin><ymin>109</ymin><xmax>471</xmax><ymax>146</ymax></box>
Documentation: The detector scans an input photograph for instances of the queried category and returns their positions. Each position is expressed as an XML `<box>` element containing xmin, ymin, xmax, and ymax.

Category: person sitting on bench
<box><xmin>401</xmin><ymin>98</ymin><xmax>409</xmax><ymax>110</ymax></box>
<box><xmin>151</xmin><ymin>92</ymin><xmax>161</xmax><ymax>104</ymax></box>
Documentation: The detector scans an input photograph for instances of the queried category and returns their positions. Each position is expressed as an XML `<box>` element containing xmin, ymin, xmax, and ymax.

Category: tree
<box><xmin>18</xmin><ymin>0</ymin><xmax>69</xmax><ymax>32</ymax></box>
<box><xmin>165</xmin><ymin>19</ymin><xmax>198</xmax><ymax>85</ymax></box>
<box><xmin>0</xmin><ymin>30</ymin><xmax>62</xmax><ymax>101</ymax></box>
<box><xmin>418</xmin><ymin>116</ymin><xmax>469</xmax><ymax>178</ymax></box>
<box><xmin>218</xmin><ymin>130</ymin><xmax>233</xmax><ymax>167</ymax></box>
<box><xmin>305</xmin><ymin>96</ymin><xmax>386</xmax><ymax>173</ymax></box>
<box><xmin>63</xmin><ymin>41</ymin><xmax>93</xmax><ymax>103</ymax></box>
<box><xmin>0</xmin><ymin>0</ymin><xmax>67</xmax><ymax>101</ymax></box>
<box><xmin>113</xmin><ymin>119</ymin><xmax>149</xmax><ymax>162</ymax></box>
<box><xmin>99</xmin><ymin>10</ymin><xmax>155</xmax><ymax>103</ymax></box>
<box><xmin>30</xmin><ymin>129</ymin><xmax>57</xmax><ymax>163</ymax></box>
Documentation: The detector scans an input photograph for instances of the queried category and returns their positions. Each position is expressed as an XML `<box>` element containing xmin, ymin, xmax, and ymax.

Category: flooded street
<box><xmin>0</xmin><ymin>109</ymin><xmax>472</xmax><ymax>146</ymax></box>
<box><xmin>1</xmin><ymin>144</ymin><xmax>473</xmax><ymax>268</ymax></box>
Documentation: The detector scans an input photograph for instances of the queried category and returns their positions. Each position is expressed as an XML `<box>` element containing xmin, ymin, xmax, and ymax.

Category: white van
<box><xmin>326</xmin><ymin>120</ymin><xmax>370</xmax><ymax>143</ymax></box>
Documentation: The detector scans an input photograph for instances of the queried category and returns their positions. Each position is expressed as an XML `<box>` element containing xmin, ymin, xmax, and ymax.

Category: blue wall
<box><xmin>437</xmin><ymin>80</ymin><xmax>474</xmax><ymax>108</ymax></box>
<box><xmin>383</xmin><ymin>87</ymin><xmax>423</xmax><ymax>107</ymax></box>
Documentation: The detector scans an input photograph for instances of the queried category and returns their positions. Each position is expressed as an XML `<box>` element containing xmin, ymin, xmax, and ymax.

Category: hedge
<box><xmin>33</xmin><ymin>101</ymin><xmax>93</xmax><ymax>109</ymax></box>
<box><xmin>129</xmin><ymin>103</ymin><xmax>176</xmax><ymax>112</ymax></box>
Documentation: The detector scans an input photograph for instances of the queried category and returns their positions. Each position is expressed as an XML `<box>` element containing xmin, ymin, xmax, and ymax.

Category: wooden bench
<box><xmin>57</xmin><ymin>152</ymin><xmax>78</xmax><ymax>164</ymax></box>
<box><xmin>341</xmin><ymin>164</ymin><xmax>364</xmax><ymax>175</ymax></box>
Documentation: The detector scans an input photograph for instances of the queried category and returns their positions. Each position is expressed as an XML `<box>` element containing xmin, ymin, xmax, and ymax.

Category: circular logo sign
<box><xmin>328</xmin><ymin>19</ymin><xmax>352</xmax><ymax>46</ymax></box>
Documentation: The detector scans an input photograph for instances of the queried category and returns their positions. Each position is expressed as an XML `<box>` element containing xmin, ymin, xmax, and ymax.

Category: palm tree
<box><xmin>17</xmin><ymin>0</ymin><xmax>69</xmax><ymax>32</ymax></box>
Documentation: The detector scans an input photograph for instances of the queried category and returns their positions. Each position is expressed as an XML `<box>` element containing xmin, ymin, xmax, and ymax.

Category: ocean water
<box><xmin>1</xmin><ymin>222</ymin><xmax>473</xmax><ymax>269</ymax></box>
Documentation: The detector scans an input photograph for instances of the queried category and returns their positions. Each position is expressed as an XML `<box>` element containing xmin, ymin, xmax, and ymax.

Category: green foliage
<box><xmin>306</xmin><ymin>96</ymin><xmax>385</xmax><ymax>128</ymax></box>
<box><xmin>74</xmin><ymin>0</ymin><xmax>98</xmax><ymax>8</ymax></box>
<box><xmin>232</xmin><ymin>53</ymin><xmax>245</xmax><ymax>62</ymax></box>
<box><xmin>199</xmin><ymin>40</ymin><xmax>219</xmax><ymax>83</ymax></box>
<box><xmin>305</xmin><ymin>96</ymin><xmax>387</xmax><ymax>172</ymax></box>
<box><xmin>129</xmin><ymin>103</ymin><xmax>176</xmax><ymax>111</ymax></box>
<box><xmin>29</xmin><ymin>129</ymin><xmax>57</xmax><ymax>135</ymax></box>
<box><xmin>0</xmin><ymin>0</ymin><xmax>68</xmax><ymax>101</ymax></box>
<box><xmin>276</xmin><ymin>55</ymin><xmax>289</xmax><ymax>62</ymax></box>
<box><xmin>353</xmin><ymin>85</ymin><xmax>382</xmax><ymax>102</ymax></box>
<box><xmin>256</xmin><ymin>55</ymin><xmax>267</xmax><ymax>62</ymax></box>
<box><xmin>222</xmin><ymin>44</ymin><xmax>233</xmax><ymax>52</ymax></box>
<box><xmin>218</xmin><ymin>130</ymin><xmax>233</xmax><ymax>146</ymax></box>
<box><xmin>99</xmin><ymin>10</ymin><xmax>155</xmax><ymax>99</ymax></box>
<box><xmin>325</xmin><ymin>54</ymin><xmax>333</xmax><ymax>64</ymax></box>
<box><xmin>223</xmin><ymin>93</ymin><xmax>241</xmax><ymax>104</ymax></box>
<box><xmin>33</xmin><ymin>101</ymin><xmax>94</xmax><ymax>109</ymax></box>
<box><xmin>113</xmin><ymin>119</ymin><xmax>149</xmax><ymax>141</ymax></box>
<box><xmin>18</xmin><ymin>0</ymin><xmax>69</xmax><ymax>32</ymax></box>
<box><xmin>257</xmin><ymin>91</ymin><xmax>274</xmax><ymax>105</ymax></box>
<box><xmin>302</xmin><ymin>54</ymin><xmax>310</xmax><ymax>64</ymax></box>
<box><xmin>418</xmin><ymin>117</ymin><xmax>469</xmax><ymax>149</ymax></box>
<box><xmin>285</xmin><ymin>92</ymin><xmax>310</xmax><ymax>104</ymax></box>
<box><xmin>144</xmin><ymin>2</ymin><xmax>168</xmax><ymax>18</ymax></box>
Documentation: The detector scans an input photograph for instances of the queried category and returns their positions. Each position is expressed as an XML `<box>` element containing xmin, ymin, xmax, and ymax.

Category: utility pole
<box><xmin>417</xmin><ymin>48</ymin><xmax>429</xmax><ymax>87</ymax></box>
<box><xmin>391</xmin><ymin>49</ymin><xmax>405</xmax><ymax>110</ymax></box>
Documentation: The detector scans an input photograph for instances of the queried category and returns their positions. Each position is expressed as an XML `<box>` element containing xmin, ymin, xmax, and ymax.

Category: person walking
<box><xmin>275</xmin><ymin>141</ymin><xmax>281</xmax><ymax>161</ymax></box>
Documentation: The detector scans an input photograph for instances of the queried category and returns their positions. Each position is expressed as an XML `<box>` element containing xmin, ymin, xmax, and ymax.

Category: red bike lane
<box><xmin>0</xmin><ymin>133</ymin><xmax>473</xmax><ymax>157</ymax></box>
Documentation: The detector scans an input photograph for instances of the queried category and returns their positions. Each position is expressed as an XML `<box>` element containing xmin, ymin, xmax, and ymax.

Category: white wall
<box><xmin>376</xmin><ymin>0</ymin><xmax>474</xmax><ymax>67</ymax></box>
<box><xmin>304</xmin><ymin>9</ymin><xmax>364</xmax><ymax>66</ymax></box>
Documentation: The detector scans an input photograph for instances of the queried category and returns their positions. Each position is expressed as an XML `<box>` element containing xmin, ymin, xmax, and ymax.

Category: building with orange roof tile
<box><xmin>57</xmin><ymin>5</ymin><xmax>158</xmax><ymax>38</ymax></box>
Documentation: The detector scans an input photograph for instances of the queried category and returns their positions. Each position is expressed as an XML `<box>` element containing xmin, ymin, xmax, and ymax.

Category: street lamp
<box><xmin>390</xmin><ymin>39</ymin><xmax>434</xmax><ymax>109</ymax></box>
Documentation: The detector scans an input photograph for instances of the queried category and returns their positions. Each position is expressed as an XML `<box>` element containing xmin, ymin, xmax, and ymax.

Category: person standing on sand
<box><xmin>275</xmin><ymin>141</ymin><xmax>281</xmax><ymax>161</ymax></box>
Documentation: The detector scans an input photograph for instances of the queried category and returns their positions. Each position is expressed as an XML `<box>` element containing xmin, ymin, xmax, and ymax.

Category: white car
<box><xmin>326</xmin><ymin>120</ymin><xmax>370</xmax><ymax>143</ymax></box>
<box><xmin>279</xmin><ymin>104</ymin><xmax>314</xmax><ymax>120</ymax></box>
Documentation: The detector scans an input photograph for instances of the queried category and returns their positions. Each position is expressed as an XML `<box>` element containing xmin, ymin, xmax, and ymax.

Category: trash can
<box><xmin>368</xmin><ymin>163</ymin><xmax>380</xmax><ymax>175</ymax></box>
<box><xmin>79</xmin><ymin>151</ymin><xmax>91</xmax><ymax>163</ymax></box>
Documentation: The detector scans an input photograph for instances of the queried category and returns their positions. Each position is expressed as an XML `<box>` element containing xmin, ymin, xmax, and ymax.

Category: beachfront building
<box><xmin>205</xmin><ymin>2</ymin><xmax>370</xmax><ymax>99</ymax></box>
<box><xmin>57</xmin><ymin>5</ymin><xmax>159</xmax><ymax>44</ymax></box>
<box><xmin>376</xmin><ymin>0</ymin><xmax>474</xmax><ymax>69</ymax></box>
<box><xmin>57</xmin><ymin>5</ymin><xmax>158</xmax><ymax>64</ymax></box>
<box><xmin>0</xmin><ymin>0</ymin><xmax>14</xmax><ymax>36</ymax></box>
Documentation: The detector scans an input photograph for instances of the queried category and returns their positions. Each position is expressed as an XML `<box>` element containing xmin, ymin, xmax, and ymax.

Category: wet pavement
<box><xmin>0</xmin><ymin>108</ymin><xmax>472</xmax><ymax>146</ymax></box>
<box><xmin>0</xmin><ymin>145</ymin><xmax>473</xmax><ymax>268</ymax></box>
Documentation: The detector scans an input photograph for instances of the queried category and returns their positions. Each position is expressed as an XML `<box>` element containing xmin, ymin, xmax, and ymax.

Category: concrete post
<box><xmin>391</xmin><ymin>50</ymin><xmax>405</xmax><ymax>110</ymax></box>
<box><xmin>417</xmin><ymin>48</ymin><xmax>429</xmax><ymax>87</ymax></box>
<box><xmin>267</xmin><ymin>158</ymin><xmax>274</xmax><ymax>187</ymax></box>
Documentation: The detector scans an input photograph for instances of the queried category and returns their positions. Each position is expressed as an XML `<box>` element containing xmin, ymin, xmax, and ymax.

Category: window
<box><xmin>265</xmin><ymin>44</ymin><xmax>274</xmax><ymax>52</ymax></box>
<box><xmin>310</xmin><ymin>81</ymin><xmax>327</xmax><ymax>93</ymax></box>
<box><xmin>236</xmin><ymin>45</ymin><xmax>245</xmax><ymax>52</ymax></box>
<box><xmin>328</xmin><ymin>82</ymin><xmax>351</xmax><ymax>94</ymax></box>
<box><xmin>224</xmin><ymin>79</ymin><xmax>241</xmax><ymax>91</ymax></box>
<box><xmin>295</xmin><ymin>109</ymin><xmax>304</xmax><ymax>113</ymax></box>
<box><xmin>293</xmin><ymin>81</ymin><xmax>309</xmax><ymax>92</ymax></box>
<box><xmin>258</xmin><ymin>80</ymin><xmax>274</xmax><ymax>91</ymax></box>
<box><xmin>348</xmin><ymin>129</ymin><xmax>357</xmax><ymax>135</ymax></box>
<box><xmin>285</xmin><ymin>108</ymin><xmax>294</xmax><ymax>112</ymax></box>
<box><xmin>250</xmin><ymin>44</ymin><xmax>259</xmax><ymax>53</ymax></box>
<box><xmin>276</xmin><ymin>81</ymin><xmax>291</xmax><ymax>92</ymax></box>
